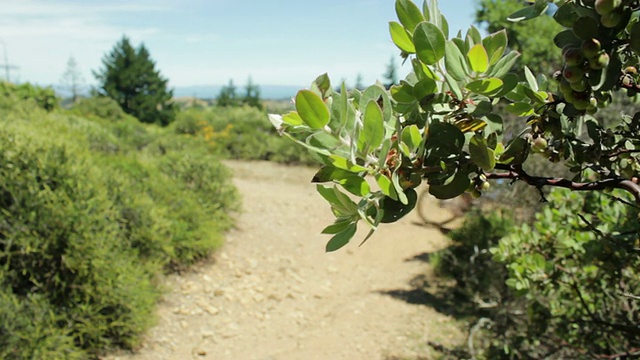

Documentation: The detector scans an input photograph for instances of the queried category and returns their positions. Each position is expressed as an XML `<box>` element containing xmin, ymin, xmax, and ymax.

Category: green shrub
<box><xmin>0</xmin><ymin>95</ymin><xmax>240</xmax><ymax>357</ymax></box>
<box><xmin>0</xmin><ymin>130</ymin><xmax>159</xmax><ymax>356</ymax></box>
<box><xmin>431</xmin><ymin>209</ymin><xmax>513</xmax><ymax>302</ymax></box>
<box><xmin>68</xmin><ymin>96</ymin><xmax>130</xmax><ymax>121</ymax></box>
<box><xmin>0</xmin><ymin>81</ymin><xmax>58</xmax><ymax>112</ymax></box>
<box><xmin>172</xmin><ymin>106</ymin><xmax>317</xmax><ymax>164</ymax></box>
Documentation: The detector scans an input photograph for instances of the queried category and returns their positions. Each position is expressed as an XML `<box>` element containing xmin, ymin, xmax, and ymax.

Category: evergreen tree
<box><xmin>382</xmin><ymin>56</ymin><xmax>398</xmax><ymax>89</ymax></box>
<box><xmin>217</xmin><ymin>79</ymin><xmax>238</xmax><ymax>107</ymax></box>
<box><xmin>94</xmin><ymin>36</ymin><xmax>175</xmax><ymax>126</ymax></box>
<box><xmin>242</xmin><ymin>76</ymin><xmax>262</xmax><ymax>109</ymax></box>
<box><xmin>354</xmin><ymin>73</ymin><xmax>364</xmax><ymax>91</ymax></box>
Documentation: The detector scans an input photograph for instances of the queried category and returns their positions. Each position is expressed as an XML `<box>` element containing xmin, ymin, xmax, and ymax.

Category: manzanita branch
<box><xmin>486</xmin><ymin>164</ymin><xmax>640</xmax><ymax>204</ymax></box>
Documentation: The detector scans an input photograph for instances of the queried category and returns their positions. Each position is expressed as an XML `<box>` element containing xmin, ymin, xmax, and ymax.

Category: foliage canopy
<box><xmin>94</xmin><ymin>36</ymin><xmax>176</xmax><ymax>126</ymax></box>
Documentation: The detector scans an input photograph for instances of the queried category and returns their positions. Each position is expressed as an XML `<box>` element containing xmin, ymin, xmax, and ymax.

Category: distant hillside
<box><xmin>173</xmin><ymin>85</ymin><xmax>301</xmax><ymax>100</ymax></box>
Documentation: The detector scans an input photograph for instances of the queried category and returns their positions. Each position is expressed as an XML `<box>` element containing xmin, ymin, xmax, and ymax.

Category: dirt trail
<box><xmin>105</xmin><ymin>161</ymin><xmax>463</xmax><ymax>360</ymax></box>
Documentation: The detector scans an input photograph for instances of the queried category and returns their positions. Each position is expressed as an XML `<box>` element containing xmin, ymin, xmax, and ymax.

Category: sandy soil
<box><xmin>104</xmin><ymin>161</ymin><xmax>464</xmax><ymax>360</ymax></box>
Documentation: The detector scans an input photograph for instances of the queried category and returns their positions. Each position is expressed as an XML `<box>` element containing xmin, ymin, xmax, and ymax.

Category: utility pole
<box><xmin>0</xmin><ymin>39</ymin><xmax>18</xmax><ymax>82</ymax></box>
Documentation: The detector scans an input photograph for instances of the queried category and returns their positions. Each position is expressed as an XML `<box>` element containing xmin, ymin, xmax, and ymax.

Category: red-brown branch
<box><xmin>486</xmin><ymin>164</ymin><xmax>640</xmax><ymax>204</ymax></box>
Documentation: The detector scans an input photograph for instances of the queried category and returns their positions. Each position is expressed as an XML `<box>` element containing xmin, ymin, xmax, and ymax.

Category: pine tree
<box><xmin>217</xmin><ymin>79</ymin><xmax>238</xmax><ymax>107</ymax></box>
<box><xmin>382</xmin><ymin>56</ymin><xmax>398</xmax><ymax>90</ymax></box>
<box><xmin>94</xmin><ymin>36</ymin><xmax>175</xmax><ymax>126</ymax></box>
<box><xmin>242</xmin><ymin>77</ymin><xmax>262</xmax><ymax>109</ymax></box>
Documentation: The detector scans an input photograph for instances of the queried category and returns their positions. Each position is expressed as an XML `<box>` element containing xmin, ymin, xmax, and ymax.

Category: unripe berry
<box><xmin>625</xmin><ymin>66</ymin><xmax>638</xmax><ymax>75</ymax></box>
<box><xmin>480</xmin><ymin>181</ymin><xmax>491</xmax><ymax>191</ymax></box>
<box><xmin>563</xmin><ymin>47</ymin><xmax>584</xmax><ymax>66</ymax></box>
<box><xmin>600</xmin><ymin>11</ymin><xmax>623</xmax><ymax>28</ymax></box>
<box><xmin>581</xmin><ymin>39</ymin><xmax>602</xmax><ymax>58</ymax></box>
<box><xmin>589</xmin><ymin>52</ymin><xmax>610</xmax><ymax>70</ymax></box>
<box><xmin>595</xmin><ymin>0</ymin><xmax>622</xmax><ymax>15</ymax></box>
<box><xmin>531</xmin><ymin>137</ymin><xmax>548</xmax><ymax>152</ymax></box>
<box><xmin>570</xmin><ymin>78</ymin><xmax>589</xmax><ymax>92</ymax></box>
<box><xmin>562</xmin><ymin>65</ymin><xmax>585</xmax><ymax>83</ymax></box>
<box><xmin>470</xmin><ymin>189</ymin><xmax>481</xmax><ymax>199</ymax></box>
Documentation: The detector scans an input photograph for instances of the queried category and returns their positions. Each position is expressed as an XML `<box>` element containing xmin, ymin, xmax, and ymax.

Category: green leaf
<box><xmin>361</xmin><ymin>100</ymin><xmax>385</xmax><ymax>150</ymax></box>
<box><xmin>467</xmin><ymin>44</ymin><xmax>489</xmax><ymax>73</ymax></box>
<box><xmin>493</xmin><ymin>73</ymin><xmax>519</xmax><ymax>97</ymax></box>
<box><xmin>391</xmin><ymin>81</ymin><xmax>415</xmax><ymax>103</ymax></box>
<box><xmin>379</xmin><ymin>188</ymin><xmax>418</xmax><ymax>223</ymax></box>
<box><xmin>327</xmin><ymin>155</ymin><xmax>369</xmax><ymax>173</ymax></box>
<box><xmin>444</xmin><ymin>73</ymin><xmax>462</xmax><ymax>99</ymax></box>
<box><xmin>524</xmin><ymin>66</ymin><xmax>538</xmax><ymax>92</ymax></box>
<box><xmin>395</xmin><ymin>0</ymin><xmax>425</xmax><ymax>33</ymax></box>
<box><xmin>376</xmin><ymin>174</ymin><xmax>398</xmax><ymax>200</ymax></box>
<box><xmin>469</xmin><ymin>134</ymin><xmax>496</xmax><ymax>171</ymax></box>
<box><xmin>483</xmin><ymin>29</ymin><xmax>507</xmax><ymax>65</ymax></box>
<box><xmin>295</xmin><ymin>90</ymin><xmax>329</xmax><ymax>129</ymax></box>
<box><xmin>312</xmin><ymin>166</ymin><xmax>370</xmax><ymax>196</ymax></box>
<box><xmin>507</xmin><ymin>3</ymin><xmax>548</xmax><ymax>22</ymax></box>
<box><xmin>466</xmin><ymin>25</ymin><xmax>482</xmax><ymax>45</ymax></box>
<box><xmin>389</xmin><ymin>21</ymin><xmax>416</xmax><ymax>53</ymax></box>
<box><xmin>413</xmin><ymin>22</ymin><xmax>446</xmax><ymax>65</ymax></box>
<box><xmin>326</xmin><ymin>223</ymin><xmax>357</xmax><ymax>252</ymax></box>
<box><xmin>322</xmin><ymin>219</ymin><xmax>354</xmax><ymax>234</ymax></box>
<box><xmin>314</xmin><ymin>74</ymin><xmax>331</xmax><ymax>97</ymax></box>
<box><xmin>282</xmin><ymin>111</ymin><xmax>303</xmax><ymax>126</ymax></box>
<box><xmin>487</xmin><ymin>51</ymin><xmax>520</xmax><ymax>79</ymax></box>
<box><xmin>506</xmin><ymin>102</ymin><xmax>535</xmax><ymax>116</ymax></box>
<box><xmin>413</xmin><ymin>78</ymin><xmax>438</xmax><ymax>101</ymax></box>
<box><xmin>317</xmin><ymin>185</ymin><xmax>353</xmax><ymax>216</ymax></box>
<box><xmin>401</xmin><ymin>125</ymin><xmax>422</xmax><ymax>150</ymax></box>
<box><xmin>429</xmin><ymin>168</ymin><xmax>470</xmax><ymax>200</ymax></box>
<box><xmin>444</xmin><ymin>40</ymin><xmax>469</xmax><ymax>81</ymax></box>
<box><xmin>465</xmin><ymin>78</ymin><xmax>503</xmax><ymax>96</ymax></box>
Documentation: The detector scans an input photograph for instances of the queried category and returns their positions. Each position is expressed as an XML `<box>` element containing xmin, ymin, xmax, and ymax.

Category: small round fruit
<box><xmin>480</xmin><ymin>181</ymin><xmax>491</xmax><ymax>191</ymax></box>
<box><xmin>600</xmin><ymin>11</ymin><xmax>623</xmax><ymax>28</ymax></box>
<box><xmin>595</xmin><ymin>0</ymin><xmax>622</xmax><ymax>15</ymax></box>
<box><xmin>589</xmin><ymin>52</ymin><xmax>610</xmax><ymax>70</ymax></box>
<box><xmin>570</xmin><ymin>78</ymin><xmax>589</xmax><ymax>92</ymax></box>
<box><xmin>531</xmin><ymin>137</ymin><xmax>548</xmax><ymax>152</ymax></box>
<box><xmin>625</xmin><ymin>66</ymin><xmax>638</xmax><ymax>75</ymax></box>
<box><xmin>582</xmin><ymin>38</ymin><xmax>602</xmax><ymax>58</ymax></box>
<box><xmin>470</xmin><ymin>189</ymin><xmax>481</xmax><ymax>199</ymax></box>
<box><xmin>562</xmin><ymin>65</ymin><xmax>585</xmax><ymax>83</ymax></box>
<box><xmin>563</xmin><ymin>47</ymin><xmax>584</xmax><ymax>66</ymax></box>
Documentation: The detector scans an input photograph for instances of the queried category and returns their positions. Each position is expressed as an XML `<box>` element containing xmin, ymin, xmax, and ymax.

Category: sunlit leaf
<box><xmin>389</xmin><ymin>21</ymin><xmax>416</xmax><ymax>53</ymax></box>
<box><xmin>295</xmin><ymin>90</ymin><xmax>329</xmax><ymax>129</ymax></box>
<box><xmin>467</xmin><ymin>44</ymin><xmax>489</xmax><ymax>73</ymax></box>
<box><xmin>395</xmin><ymin>0</ymin><xmax>425</xmax><ymax>33</ymax></box>
<box><xmin>506</xmin><ymin>102</ymin><xmax>535</xmax><ymax>116</ymax></box>
<box><xmin>413</xmin><ymin>22</ymin><xmax>446</xmax><ymax>65</ymax></box>
<box><xmin>465</xmin><ymin>78</ymin><xmax>503</xmax><ymax>96</ymax></box>
<box><xmin>444</xmin><ymin>40</ymin><xmax>469</xmax><ymax>81</ymax></box>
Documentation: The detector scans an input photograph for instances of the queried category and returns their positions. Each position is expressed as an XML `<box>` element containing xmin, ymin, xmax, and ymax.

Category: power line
<box><xmin>0</xmin><ymin>40</ymin><xmax>19</xmax><ymax>82</ymax></box>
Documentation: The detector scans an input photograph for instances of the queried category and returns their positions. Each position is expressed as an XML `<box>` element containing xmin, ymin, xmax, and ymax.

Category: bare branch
<box><xmin>487</xmin><ymin>164</ymin><xmax>640</xmax><ymax>204</ymax></box>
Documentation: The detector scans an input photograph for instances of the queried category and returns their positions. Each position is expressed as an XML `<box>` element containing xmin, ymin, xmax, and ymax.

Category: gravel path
<box><xmin>105</xmin><ymin>161</ymin><xmax>463</xmax><ymax>360</ymax></box>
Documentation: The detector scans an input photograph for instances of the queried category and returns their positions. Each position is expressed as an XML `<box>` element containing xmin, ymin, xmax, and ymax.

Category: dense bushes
<box><xmin>431</xmin><ymin>190</ymin><xmax>640</xmax><ymax>359</ymax></box>
<box><xmin>0</xmin><ymin>85</ymin><xmax>239</xmax><ymax>358</ymax></box>
<box><xmin>172</xmin><ymin>105</ymin><xmax>317</xmax><ymax>165</ymax></box>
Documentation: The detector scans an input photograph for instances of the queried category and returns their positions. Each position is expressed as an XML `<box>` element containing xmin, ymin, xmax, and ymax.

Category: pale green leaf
<box><xmin>362</xmin><ymin>100</ymin><xmax>385</xmax><ymax>150</ymax></box>
<box><xmin>295</xmin><ymin>90</ymin><xmax>329</xmax><ymax>129</ymax></box>
<box><xmin>467</xmin><ymin>44</ymin><xmax>489</xmax><ymax>73</ymax></box>
<box><xmin>395</xmin><ymin>0</ymin><xmax>425</xmax><ymax>33</ymax></box>
<box><xmin>389</xmin><ymin>21</ymin><xmax>416</xmax><ymax>53</ymax></box>
<box><xmin>465</xmin><ymin>78</ymin><xmax>503</xmax><ymax>96</ymax></box>
<box><xmin>413</xmin><ymin>22</ymin><xmax>446</xmax><ymax>65</ymax></box>
<box><xmin>444</xmin><ymin>40</ymin><xmax>469</xmax><ymax>81</ymax></box>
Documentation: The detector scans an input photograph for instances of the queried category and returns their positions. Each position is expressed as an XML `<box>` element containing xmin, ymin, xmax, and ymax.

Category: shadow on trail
<box><xmin>377</xmin><ymin>272</ymin><xmax>478</xmax><ymax>320</ymax></box>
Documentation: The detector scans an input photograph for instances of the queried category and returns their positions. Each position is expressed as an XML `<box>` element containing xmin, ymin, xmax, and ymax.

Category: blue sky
<box><xmin>0</xmin><ymin>0</ymin><xmax>479</xmax><ymax>89</ymax></box>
